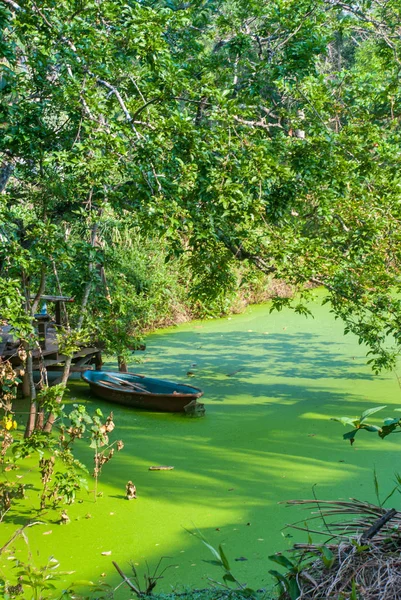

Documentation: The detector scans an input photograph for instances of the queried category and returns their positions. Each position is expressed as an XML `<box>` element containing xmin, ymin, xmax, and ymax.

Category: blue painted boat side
<box><xmin>82</xmin><ymin>370</ymin><xmax>202</xmax><ymax>396</ymax></box>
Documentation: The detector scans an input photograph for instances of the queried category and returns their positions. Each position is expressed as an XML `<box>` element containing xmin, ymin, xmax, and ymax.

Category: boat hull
<box><xmin>82</xmin><ymin>370</ymin><xmax>204</xmax><ymax>413</ymax></box>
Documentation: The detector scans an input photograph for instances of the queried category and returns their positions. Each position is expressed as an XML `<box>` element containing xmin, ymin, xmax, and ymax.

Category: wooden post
<box><xmin>35</xmin><ymin>315</ymin><xmax>50</xmax><ymax>350</ymax></box>
<box><xmin>22</xmin><ymin>371</ymin><xmax>30</xmax><ymax>397</ymax></box>
<box><xmin>94</xmin><ymin>351</ymin><xmax>103</xmax><ymax>370</ymax></box>
<box><xmin>37</xmin><ymin>321</ymin><xmax>47</xmax><ymax>350</ymax></box>
<box><xmin>55</xmin><ymin>301</ymin><xmax>61</xmax><ymax>326</ymax></box>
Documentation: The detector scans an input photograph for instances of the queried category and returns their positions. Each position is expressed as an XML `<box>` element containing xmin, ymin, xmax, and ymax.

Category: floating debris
<box><xmin>149</xmin><ymin>465</ymin><xmax>174</xmax><ymax>471</ymax></box>
<box><xmin>184</xmin><ymin>400</ymin><xmax>205</xmax><ymax>417</ymax></box>
<box><xmin>126</xmin><ymin>481</ymin><xmax>137</xmax><ymax>500</ymax></box>
<box><xmin>226</xmin><ymin>368</ymin><xmax>244</xmax><ymax>377</ymax></box>
<box><xmin>60</xmin><ymin>510</ymin><xmax>70</xmax><ymax>525</ymax></box>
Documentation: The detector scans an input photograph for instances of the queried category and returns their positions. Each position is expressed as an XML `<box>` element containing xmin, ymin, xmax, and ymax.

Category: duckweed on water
<box><xmin>1</xmin><ymin>294</ymin><xmax>401</xmax><ymax>597</ymax></box>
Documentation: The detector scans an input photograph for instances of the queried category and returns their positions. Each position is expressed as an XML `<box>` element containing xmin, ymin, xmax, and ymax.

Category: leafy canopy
<box><xmin>1</xmin><ymin>0</ymin><xmax>401</xmax><ymax>368</ymax></box>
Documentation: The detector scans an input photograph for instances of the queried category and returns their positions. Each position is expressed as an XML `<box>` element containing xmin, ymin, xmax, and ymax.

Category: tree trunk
<box><xmin>52</xmin><ymin>261</ymin><xmax>69</xmax><ymax>327</ymax></box>
<box><xmin>22</xmin><ymin>267</ymin><xmax>46</xmax><ymax>436</ymax></box>
<box><xmin>43</xmin><ymin>220</ymin><xmax>99</xmax><ymax>433</ymax></box>
<box><xmin>0</xmin><ymin>162</ymin><xmax>14</xmax><ymax>193</ymax></box>
<box><xmin>118</xmin><ymin>356</ymin><xmax>128</xmax><ymax>373</ymax></box>
<box><xmin>22</xmin><ymin>372</ymin><xmax>30</xmax><ymax>397</ymax></box>
<box><xmin>24</xmin><ymin>350</ymin><xmax>37</xmax><ymax>438</ymax></box>
<box><xmin>31</xmin><ymin>265</ymin><xmax>46</xmax><ymax>315</ymax></box>
<box><xmin>43</xmin><ymin>355</ymin><xmax>72</xmax><ymax>433</ymax></box>
<box><xmin>35</xmin><ymin>407</ymin><xmax>44</xmax><ymax>430</ymax></box>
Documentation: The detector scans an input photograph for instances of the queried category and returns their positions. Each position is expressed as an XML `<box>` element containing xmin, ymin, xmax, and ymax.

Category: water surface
<box><xmin>2</xmin><ymin>294</ymin><xmax>401</xmax><ymax>596</ymax></box>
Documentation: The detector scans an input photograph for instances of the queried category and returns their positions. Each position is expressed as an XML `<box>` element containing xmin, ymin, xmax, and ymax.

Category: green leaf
<box><xmin>218</xmin><ymin>544</ymin><xmax>230</xmax><ymax>571</ymax></box>
<box><xmin>373</xmin><ymin>467</ymin><xmax>381</xmax><ymax>506</ymax></box>
<box><xmin>343</xmin><ymin>429</ymin><xmax>358</xmax><ymax>441</ymax></box>
<box><xmin>268</xmin><ymin>554</ymin><xmax>295</xmax><ymax>570</ymax></box>
<box><xmin>361</xmin><ymin>424</ymin><xmax>382</xmax><ymax>432</ymax></box>
<box><xmin>268</xmin><ymin>569</ymin><xmax>288</xmax><ymax>585</ymax></box>
<box><xmin>319</xmin><ymin>545</ymin><xmax>334</xmax><ymax>569</ymax></box>
<box><xmin>331</xmin><ymin>417</ymin><xmax>358</xmax><ymax>427</ymax></box>
<box><xmin>383</xmin><ymin>418</ymin><xmax>399</xmax><ymax>426</ymax></box>
<box><xmin>360</xmin><ymin>406</ymin><xmax>386</xmax><ymax>422</ymax></box>
<box><xmin>187</xmin><ymin>528</ymin><xmax>225</xmax><ymax>566</ymax></box>
<box><xmin>350</xmin><ymin>579</ymin><xmax>358</xmax><ymax>600</ymax></box>
<box><xmin>287</xmin><ymin>578</ymin><xmax>301</xmax><ymax>600</ymax></box>
<box><xmin>379</xmin><ymin>423</ymin><xmax>398</xmax><ymax>438</ymax></box>
<box><xmin>241</xmin><ymin>588</ymin><xmax>257</xmax><ymax>598</ymax></box>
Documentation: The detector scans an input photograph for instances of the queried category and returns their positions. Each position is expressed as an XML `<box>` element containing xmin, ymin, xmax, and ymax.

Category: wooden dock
<box><xmin>1</xmin><ymin>295</ymin><xmax>102</xmax><ymax>394</ymax></box>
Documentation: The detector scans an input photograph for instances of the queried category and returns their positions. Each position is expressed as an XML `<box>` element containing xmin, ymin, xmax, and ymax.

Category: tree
<box><xmin>150</xmin><ymin>0</ymin><xmax>401</xmax><ymax>373</ymax></box>
<box><xmin>1</xmin><ymin>0</ymin><xmax>401</xmax><ymax>416</ymax></box>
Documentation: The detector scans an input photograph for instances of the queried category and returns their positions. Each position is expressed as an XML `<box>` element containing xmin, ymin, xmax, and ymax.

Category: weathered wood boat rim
<box><xmin>81</xmin><ymin>370</ymin><xmax>204</xmax><ymax>398</ymax></box>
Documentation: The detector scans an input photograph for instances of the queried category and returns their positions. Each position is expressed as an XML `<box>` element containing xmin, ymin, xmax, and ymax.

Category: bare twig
<box><xmin>96</xmin><ymin>79</ymin><xmax>133</xmax><ymax>123</ymax></box>
<box><xmin>112</xmin><ymin>561</ymin><xmax>143</xmax><ymax>596</ymax></box>
<box><xmin>0</xmin><ymin>521</ymin><xmax>43</xmax><ymax>554</ymax></box>
<box><xmin>233</xmin><ymin>115</ymin><xmax>283</xmax><ymax>130</ymax></box>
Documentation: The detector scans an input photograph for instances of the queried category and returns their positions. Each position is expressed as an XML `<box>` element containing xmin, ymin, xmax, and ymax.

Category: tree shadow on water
<box><xmin>55</xmin><ymin>318</ymin><xmax>399</xmax><ymax>597</ymax></box>
<box><xmin>125</xmin><ymin>329</ymin><xmax>380</xmax><ymax>384</ymax></box>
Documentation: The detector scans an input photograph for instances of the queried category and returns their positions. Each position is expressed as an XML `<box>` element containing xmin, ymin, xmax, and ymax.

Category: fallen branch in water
<box><xmin>0</xmin><ymin>521</ymin><xmax>44</xmax><ymax>554</ymax></box>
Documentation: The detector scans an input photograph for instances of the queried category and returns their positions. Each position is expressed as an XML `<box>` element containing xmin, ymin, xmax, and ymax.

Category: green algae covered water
<box><xmin>2</xmin><ymin>293</ymin><xmax>401</xmax><ymax>597</ymax></box>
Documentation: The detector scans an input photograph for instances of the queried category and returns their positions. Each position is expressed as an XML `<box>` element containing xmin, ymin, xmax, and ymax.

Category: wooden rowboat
<box><xmin>81</xmin><ymin>370</ymin><xmax>205</xmax><ymax>414</ymax></box>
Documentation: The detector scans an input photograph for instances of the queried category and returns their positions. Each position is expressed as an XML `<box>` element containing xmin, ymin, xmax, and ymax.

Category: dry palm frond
<box><xmin>284</xmin><ymin>498</ymin><xmax>401</xmax><ymax>544</ymax></box>
<box><xmin>276</xmin><ymin>498</ymin><xmax>401</xmax><ymax>600</ymax></box>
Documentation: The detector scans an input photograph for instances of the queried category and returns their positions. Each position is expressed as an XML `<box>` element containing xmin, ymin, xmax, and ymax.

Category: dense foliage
<box><xmin>1</xmin><ymin>0</ymin><xmax>401</xmax><ymax>372</ymax></box>
<box><xmin>0</xmin><ymin>0</ymin><xmax>401</xmax><ymax>414</ymax></box>
<box><xmin>3</xmin><ymin>2</ymin><xmax>401</xmax><ymax>595</ymax></box>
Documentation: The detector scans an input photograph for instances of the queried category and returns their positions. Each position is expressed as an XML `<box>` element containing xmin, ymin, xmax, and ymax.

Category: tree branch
<box><xmin>131</xmin><ymin>97</ymin><xmax>161</xmax><ymax>120</ymax></box>
<box><xmin>274</xmin><ymin>8</ymin><xmax>316</xmax><ymax>51</ymax></box>
<box><xmin>218</xmin><ymin>233</ymin><xmax>277</xmax><ymax>274</ymax></box>
<box><xmin>31</xmin><ymin>265</ymin><xmax>46</xmax><ymax>315</ymax></box>
<box><xmin>0</xmin><ymin>163</ymin><xmax>15</xmax><ymax>193</ymax></box>
<box><xmin>233</xmin><ymin>115</ymin><xmax>283</xmax><ymax>130</ymax></box>
<box><xmin>96</xmin><ymin>79</ymin><xmax>133</xmax><ymax>122</ymax></box>
<box><xmin>2</xmin><ymin>0</ymin><xmax>21</xmax><ymax>10</ymax></box>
